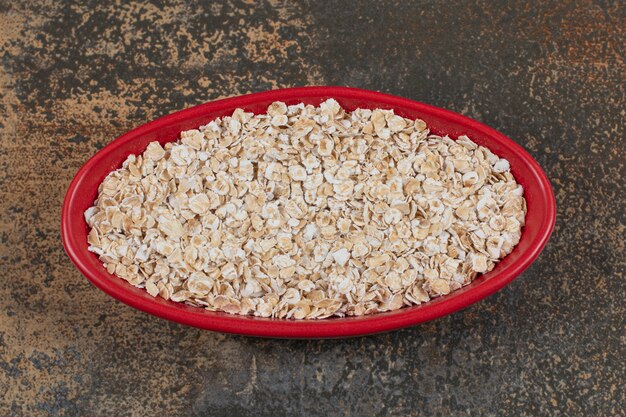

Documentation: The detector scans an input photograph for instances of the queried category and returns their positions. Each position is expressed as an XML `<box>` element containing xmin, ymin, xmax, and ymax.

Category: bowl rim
<box><xmin>61</xmin><ymin>86</ymin><xmax>556</xmax><ymax>338</ymax></box>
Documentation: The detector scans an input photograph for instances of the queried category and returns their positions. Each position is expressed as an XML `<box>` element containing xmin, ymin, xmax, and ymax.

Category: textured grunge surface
<box><xmin>0</xmin><ymin>1</ymin><xmax>624</xmax><ymax>416</ymax></box>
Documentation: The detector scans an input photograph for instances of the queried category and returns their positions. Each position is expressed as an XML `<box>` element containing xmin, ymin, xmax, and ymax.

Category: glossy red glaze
<box><xmin>61</xmin><ymin>87</ymin><xmax>556</xmax><ymax>338</ymax></box>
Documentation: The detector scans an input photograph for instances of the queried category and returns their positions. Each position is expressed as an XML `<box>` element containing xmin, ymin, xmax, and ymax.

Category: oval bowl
<box><xmin>62</xmin><ymin>86</ymin><xmax>556</xmax><ymax>338</ymax></box>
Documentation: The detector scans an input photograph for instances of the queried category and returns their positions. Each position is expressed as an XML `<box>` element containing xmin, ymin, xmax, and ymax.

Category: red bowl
<box><xmin>61</xmin><ymin>86</ymin><xmax>556</xmax><ymax>338</ymax></box>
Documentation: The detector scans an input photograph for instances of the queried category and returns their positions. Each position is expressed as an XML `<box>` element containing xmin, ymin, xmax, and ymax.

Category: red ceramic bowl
<box><xmin>61</xmin><ymin>86</ymin><xmax>556</xmax><ymax>338</ymax></box>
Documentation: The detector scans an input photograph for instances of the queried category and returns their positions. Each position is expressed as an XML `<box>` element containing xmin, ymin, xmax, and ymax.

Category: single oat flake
<box><xmin>85</xmin><ymin>100</ymin><xmax>526</xmax><ymax>319</ymax></box>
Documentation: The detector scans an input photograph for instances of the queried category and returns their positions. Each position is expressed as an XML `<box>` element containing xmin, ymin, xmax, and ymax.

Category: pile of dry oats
<box><xmin>85</xmin><ymin>99</ymin><xmax>526</xmax><ymax>319</ymax></box>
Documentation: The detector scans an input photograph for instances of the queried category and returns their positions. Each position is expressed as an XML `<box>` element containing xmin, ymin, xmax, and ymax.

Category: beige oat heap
<box><xmin>85</xmin><ymin>99</ymin><xmax>526</xmax><ymax>319</ymax></box>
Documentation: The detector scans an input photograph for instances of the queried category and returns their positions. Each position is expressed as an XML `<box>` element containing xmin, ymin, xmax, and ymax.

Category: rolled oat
<box><xmin>85</xmin><ymin>100</ymin><xmax>526</xmax><ymax>319</ymax></box>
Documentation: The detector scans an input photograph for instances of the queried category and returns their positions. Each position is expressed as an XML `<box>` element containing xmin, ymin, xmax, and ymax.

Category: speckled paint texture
<box><xmin>0</xmin><ymin>1</ymin><xmax>624</xmax><ymax>416</ymax></box>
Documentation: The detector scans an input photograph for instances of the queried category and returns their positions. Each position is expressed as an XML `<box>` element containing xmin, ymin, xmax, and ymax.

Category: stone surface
<box><xmin>0</xmin><ymin>1</ymin><xmax>624</xmax><ymax>416</ymax></box>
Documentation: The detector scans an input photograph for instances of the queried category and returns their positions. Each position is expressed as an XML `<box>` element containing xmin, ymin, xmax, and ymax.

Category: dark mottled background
<box><xmin>0</xmin><ymin>0</ymin><xmax>624</xmax><ymax>416</ymax></box>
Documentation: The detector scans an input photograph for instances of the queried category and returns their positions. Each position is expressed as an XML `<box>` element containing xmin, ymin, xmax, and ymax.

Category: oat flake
<box><xmin>85</xmin><ymin>100</ymin><xmax>526</xmax><ymax>319</ymax></box>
